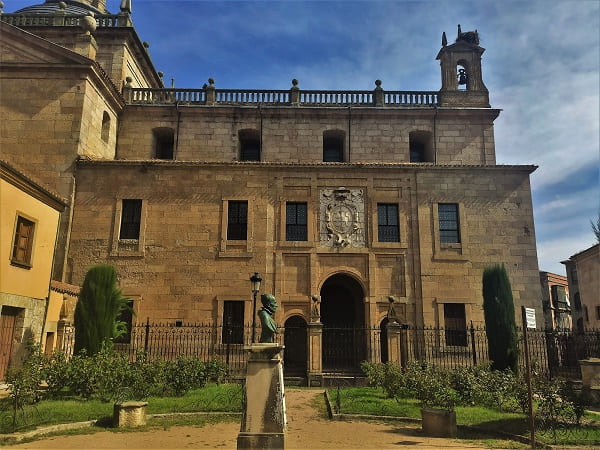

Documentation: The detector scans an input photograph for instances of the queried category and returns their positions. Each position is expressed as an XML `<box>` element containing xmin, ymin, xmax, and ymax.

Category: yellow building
<box><xmin>0</xmin><ymin>161</ymin><xmax>66</xmax><ymax>378</ymax></box>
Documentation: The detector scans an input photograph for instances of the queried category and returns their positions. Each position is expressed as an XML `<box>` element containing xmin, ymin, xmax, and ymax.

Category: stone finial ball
<box><xmin>292</xmin><ymin>78</ymin><xmax>299</xmax><ymax>87</ymax></box>
<box><xmin>58</xmin><ymin>1</ymin><xmax>66</xmax><ymax>9</ymax></box>
<box><xmin>208</xmin><ymin>77</ymin><xmax>215</xmax><ymax>85</ymax></box>
<box><xmin>143</xmin><ymin>41</ymin><xmax>150</xmax><ymax>49</ymax></box>
<box><xmin>0</xmin><ymin>1</ymin><xmax>4</xmax><ymax>11</ymax></box>
<box><xmin>375</xmin><ymin>79</ymin><xmax>382</xmax><ymax>87</ymax></box>
<box><xmin>81</xmin><ymin>12</ymin><xmax>96</xmax><ymax>34</ymax></box>
<box><xmin>158</xmin><ymin>71</ymin><xmax>164</xmax><ymax>78</ymax></box>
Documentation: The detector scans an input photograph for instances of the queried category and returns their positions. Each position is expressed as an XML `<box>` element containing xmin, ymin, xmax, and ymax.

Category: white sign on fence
<box><xmin>525</xmin><ymin>308</ymin><xmax>536</xmax><ymax>329</ymax></box>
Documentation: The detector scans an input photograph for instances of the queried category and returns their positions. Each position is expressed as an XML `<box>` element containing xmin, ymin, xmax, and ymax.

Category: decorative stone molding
<box><xmin>319</xmin><ymin>187</ymin><xmax>365</xmax><ymax>248</ymax></box>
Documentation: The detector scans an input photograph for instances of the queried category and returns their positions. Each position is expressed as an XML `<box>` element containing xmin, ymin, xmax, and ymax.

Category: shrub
<box><xmin>482</xmin><ymin>264</ymin><xmax>519</xmax><ymax>373</ymax></box>
<box><xmin>361</xmin><ymin>362</ymin><xmax>385</xmax><ymax>389</ymax></box>
<box><xmin>42</xmin><ymin>351</ymin><xmax>70</xmax><ymax>399</ymax></box>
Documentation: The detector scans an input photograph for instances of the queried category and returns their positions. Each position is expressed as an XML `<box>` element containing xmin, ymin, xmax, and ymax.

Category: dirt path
<box><xmin>9</xmin><ymin>389</ymin><xmax>489</xmax><ymax>449</ymax></box>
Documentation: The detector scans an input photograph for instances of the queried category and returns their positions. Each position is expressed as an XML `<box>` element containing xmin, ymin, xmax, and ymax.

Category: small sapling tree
<box><xmin>482</xmin><ymin>264</ymin><xmax>519</xmax><ymax>373</ymax></box>
<box><xmin>74</xmin><ymin>264</ymin><xmax>132</xmax><ymax>355</ymax></box>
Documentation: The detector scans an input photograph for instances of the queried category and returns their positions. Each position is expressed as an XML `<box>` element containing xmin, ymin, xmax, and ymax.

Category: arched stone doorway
<box><xmin>283</xmin><ymin>315</ymin><xmax>307</xmax><ymax>376</ymax></box>
<box><xmin>320</xmin><ymin>273</ymin><xmax>366</xmax><ymax>371</ymax></box>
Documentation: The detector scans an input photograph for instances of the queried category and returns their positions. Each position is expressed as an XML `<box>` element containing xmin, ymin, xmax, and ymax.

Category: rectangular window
<box><xmin>438</xmin><ymin>203</ymin><xmax>460</xmax><ymax>243</ymax></box>
<box><xmin>119</xmin><ymin>199</ymin><xmax>142</xmax><ymax>240</ymax></box>
<box><xmin>323</xmin><ymin>131</ymin><xmax>344</xmax><ymax>162</ymax></box>
<box><xmin>227</xmin><ymin>201</ymin><xmax>248</xmax><ymax>240</ymax></box>
<box><xmin>286</xmin><ymin>202</ymin><xmax>308</xmax><ymax>241</ymax></box>
<box><xmin>114</xmin><ymin>300</ymin><xmax>134</xmax><ymax>344</ymax></box>
<box><xmin>443</xmin><ymin>303</ymin><xmax>467</xmax><ymax>346</ymax></box>
<box><xmin>596</xmin><ymin>306</ymin><xmax>600</xmax><ymax>321</ymax></box>
<box><xmin>239</xmin><ymin>130</ymin><xmax>260</xmax><ymax>161</ymax></box>
<box><xmin>377</xmin><ymin>203</ymin><xmax>399</xmax><ymax>242</ymax></box>
<box><xmin>222</xmin><ymin>301</ymin><xmax>245</xmax><ymax>344</ymax></box>
<box><xmin>11</xmin><ymin>215</ymin><xmax>35</xmax><ymax>267</ymax></box>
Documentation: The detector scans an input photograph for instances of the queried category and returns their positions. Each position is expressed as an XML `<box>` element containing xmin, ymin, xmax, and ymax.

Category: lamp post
<box><xmin>250</xmin><ymin>272</ymin><xmax>262</xmax><ymax>343</ymax></box>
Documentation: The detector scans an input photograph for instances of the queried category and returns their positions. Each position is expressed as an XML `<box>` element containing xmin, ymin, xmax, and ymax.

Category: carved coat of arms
<box><xmin>320</xmin><ymin>187</ymin><xmax>365</xmax><ymax>248</ymax></box>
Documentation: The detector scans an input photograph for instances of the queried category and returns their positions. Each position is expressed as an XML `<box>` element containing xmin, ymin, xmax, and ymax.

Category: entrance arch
<box><xmin>283</xmin><ymin>315</ymin><xmax>307</xmax><ymax>376</ymax></box>
<box><xmin>320</xmin><ymin>273</ymin><xmax>366</xmax><ymax>371</ymax></box>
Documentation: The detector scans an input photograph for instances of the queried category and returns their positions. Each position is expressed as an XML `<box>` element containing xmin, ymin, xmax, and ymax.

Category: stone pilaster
<box><xmin>386</xmin><ymin>321</ymin><xmax>402</xmax><ymax>364</ymax></box>
<box><xmin>307</xmin><ymin>322</ymin><xmax>323</xmax><ymax>387</ymax></box>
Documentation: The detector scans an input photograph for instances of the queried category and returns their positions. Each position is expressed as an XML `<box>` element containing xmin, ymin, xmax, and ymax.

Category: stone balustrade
<box><xmin>1</xmin><ymin>13</ymin><xmax>131</xmax><ymax>28</ymax></box>
<box><xmin>125</xmin><ymin>79</ymin><xmax>438</xmax><ymax>108</ymax></box>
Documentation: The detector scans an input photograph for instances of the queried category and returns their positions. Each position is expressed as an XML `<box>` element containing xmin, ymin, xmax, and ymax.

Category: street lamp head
<box><xmin>250</xmin><ymin>272</ymin><xmax>262</xmax><ymax>294</ymax></box>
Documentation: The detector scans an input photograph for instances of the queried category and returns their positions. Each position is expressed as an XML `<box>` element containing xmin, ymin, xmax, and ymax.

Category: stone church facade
<box><xmin>1</xmin><ymin>1</ymin><xmax>542</xmax><ymax>374</ymax></box>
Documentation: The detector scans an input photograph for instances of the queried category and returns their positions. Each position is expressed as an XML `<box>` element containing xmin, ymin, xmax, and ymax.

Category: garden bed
<box><xmin>328</xmin><ymin>386</ymin><xmax>600</xmax><ymax>447</ymax></box>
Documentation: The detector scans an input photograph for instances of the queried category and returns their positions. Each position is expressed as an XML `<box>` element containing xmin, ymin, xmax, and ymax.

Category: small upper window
<box><xmin>239</xmin><ymin>129</ymin><xmax>261</xmax><ymax>161</ymax></box>
<box><xmin>286</xmin><ymin>202</ymin><xmax>308</xmax><ymax>241</ymax></box>
<box><xmin>12</xmin><ymin>215</ymin><xmax>35</xmax><ymax>268</ymax></box>
<box><xmin>409</xmin><ymin>131</ymin><xmax>433</xmax><ymax>163</ymax></box>
<box><xmin>119</xmin><ymin>199</ymin><xmax>142</xmax><ymax>240</ymax></box>
<box><xmin>377</xmin><ymin>203</ymin><xmax>399</xmax><ymax>242</ymax></box>
<box><xmin>438</xmin><ymin>203</ymin><xmax>460</xmax><ymax>244</ymax></box>
<box><xmin>443</xmin><ymin>303</ymin><xmax>467</xmax><ymax>346</ymax></box>
<box><xmin>227</xmin><ymin>201</ymin><xmax>248</xmax><ymax>240</ymax></box>
<box><xmin>323</xmin><ymin>130</ymin><xmax>345</xmax><ymax>162</ymax></box>
<box><xmin>153</xmin><ymin>128</ymin><xmax>174</xmax><ymax>160</ymax></box>
<box><xmin>101</xmin><ymin>111</ymin><xmax>110</xmax><ymax>143</ymax></box>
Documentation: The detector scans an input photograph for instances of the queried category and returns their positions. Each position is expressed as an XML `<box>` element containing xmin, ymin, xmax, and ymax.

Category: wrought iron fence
<box><xmin>400</xmin><ymin>325</ymin><xmax>600</xmax><ymax>379</ymax></box>
<box><xmin>56</xmin><ymin>322</ymin><xmax>600</xmax><ymax>380</ymax></box>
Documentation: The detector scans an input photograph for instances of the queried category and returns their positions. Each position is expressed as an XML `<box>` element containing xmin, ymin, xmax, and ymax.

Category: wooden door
<box><xmin>0</xmin><ymin>311</ymin><xmax>17</xmax><ymax>380</ymax></box>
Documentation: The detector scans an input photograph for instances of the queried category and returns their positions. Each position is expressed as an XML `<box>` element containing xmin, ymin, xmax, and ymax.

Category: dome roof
<box><xmin>14</xmin><ymin>1</ymin><xmax>108</xmax><ymax>15</ymax></box>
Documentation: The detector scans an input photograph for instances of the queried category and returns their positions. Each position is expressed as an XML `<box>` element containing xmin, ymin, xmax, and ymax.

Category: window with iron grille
<box><xmin>377</xmin><ymin>203</ymin><xmax>399</xmax><ymax>242</ymax></box>
<box><xmin>438</xmin><ymin>203</ymin><xmax>460</xmax><ymax>243</ymax></box>
<box><xmin>227</xmin><ymin>201</ymin><xmax>248</xmax><ymax>240</ymax></box>
<box><xmin>443</xmin><ymin>303</ymin><xmax>467</xmax><ymax>346</ymax></box>
<box><xmin>223</xmin><ymin>301</ymin><xmax>244</xmax><ymax>344</ymax></box>
<box><xmin>286</xmin><ymin>202</ymin><xmax>307</xmax><ymax>241</ymax></box>
<box><xmin>119</xmin><ymin>199</ymin><xmax>142</xmax><ymax>240</ymax></box>
<box><xmin>12</xmin><ymin>216</ymin><xmax>35</xmax><ymax>268</ymax></box>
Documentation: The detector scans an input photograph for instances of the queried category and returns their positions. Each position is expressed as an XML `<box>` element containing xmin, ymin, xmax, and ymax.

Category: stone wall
<box><xmin>116</xmin><ymin>106</ymin><xmax>498</xmax><ymax>165</ymax></box>
<box><xmin>67</xmin><ymin>161</ymin><xmax>540</xmax><ymax>326</ymax></box>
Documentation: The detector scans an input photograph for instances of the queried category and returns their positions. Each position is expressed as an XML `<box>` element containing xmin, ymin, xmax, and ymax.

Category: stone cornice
<box><xmin>76</xmin><ymin>158</ymin><xmax>537</xmax><ymax>174</ymax></box>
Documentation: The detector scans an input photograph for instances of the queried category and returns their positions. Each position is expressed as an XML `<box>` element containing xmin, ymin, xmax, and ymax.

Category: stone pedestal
<box><xmin>421</xmin><ymin>408</ymin><xmax>457</xmax><ymax>438</ymax></box>
<box><xmin>113</xmin><ymin>401</ymin><xmax>148</xmax><ymax>427</ymax></box>
<box><xmin>307</xmin><ymin>322</ymin><xmax>323</xmax><ymax>387</ymax></box>
<box><xmin>386</xmin><ymin>322</ymin><xmax>402</xmax><ymax>364</ymax></box>
<box><xmin>580</xmin><ymin>358</ymin><xmax>600</xmax><ymax>406</ymax></box>
<box><xmin>237</xmin><ymin>344</ymin><xmax>286</xmax><ymax>450</ymax></box>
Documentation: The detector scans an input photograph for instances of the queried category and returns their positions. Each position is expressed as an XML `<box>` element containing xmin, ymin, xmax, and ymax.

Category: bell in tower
<box><xmin>436</xmin><ymin>25</ymin><xmax>490</xmax><ymax>107</ymax></box>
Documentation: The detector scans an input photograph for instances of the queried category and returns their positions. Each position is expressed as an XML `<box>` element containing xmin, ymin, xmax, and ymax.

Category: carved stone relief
<box><xmin>319</xmin><ymin>187</ymin><xmax>365</xmax><ymax>248</ymax></box>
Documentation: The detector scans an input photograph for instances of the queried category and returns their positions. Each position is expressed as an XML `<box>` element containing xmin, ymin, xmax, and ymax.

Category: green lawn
<box><xmin>0</xmin><ymin>383</ymin><xmax>242</xmax><ymax>434</ymax></box>
<box><xmin>332</xmin><ymin>387</ymin><xmax>600</xmax><ymax>447</ymax></box>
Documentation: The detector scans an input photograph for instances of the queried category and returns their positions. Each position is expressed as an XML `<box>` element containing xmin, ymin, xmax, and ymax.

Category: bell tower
<box><xmin>437</xmin><ymin>25</ymin><xmax>489</xmax><ymax>107</ymax></box>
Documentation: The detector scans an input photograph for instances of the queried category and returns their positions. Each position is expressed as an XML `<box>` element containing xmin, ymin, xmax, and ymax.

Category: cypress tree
<box><xmin>482</xmin><ymin>264</ymin><xmax>519</xmax><ymax>373</ymax></box>
<box><xmin>74</xmin><ymin>264</ymin><xmax>132</xmax><ymax>355</ymax></box>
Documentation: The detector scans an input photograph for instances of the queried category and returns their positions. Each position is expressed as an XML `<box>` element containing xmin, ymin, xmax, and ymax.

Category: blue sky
<box><xmin>10</xmin><ymin>0</ymin><xmax>600</xmax><ymax>275</ymax></box>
